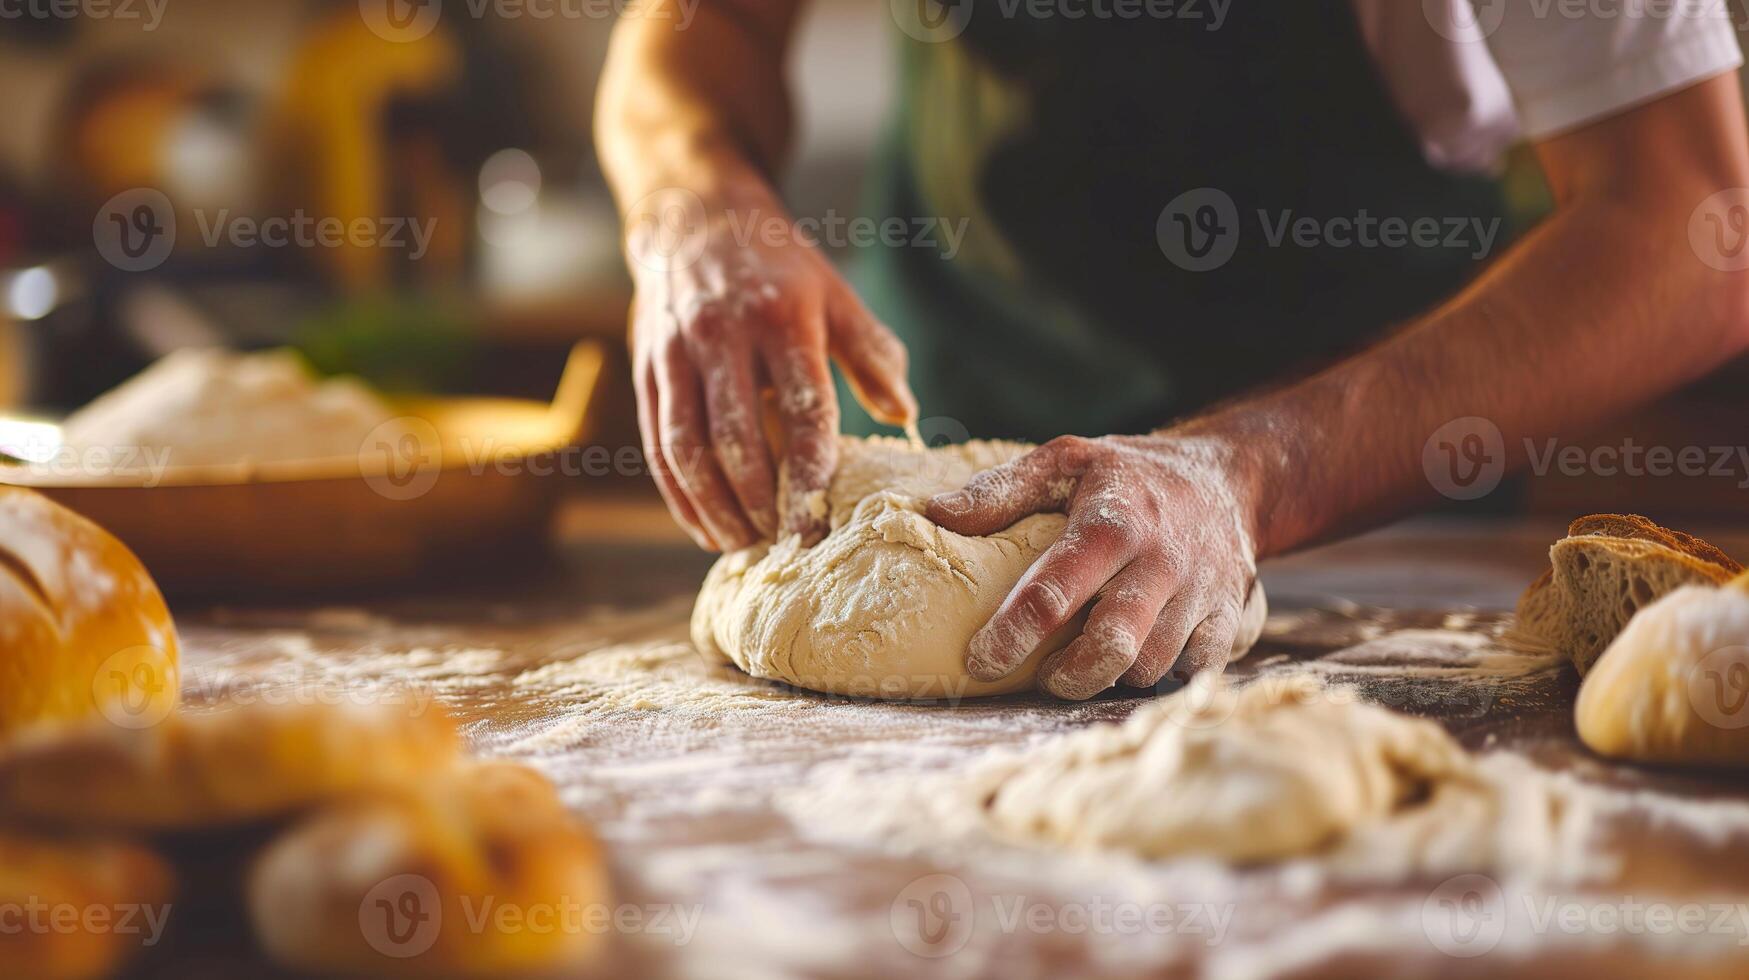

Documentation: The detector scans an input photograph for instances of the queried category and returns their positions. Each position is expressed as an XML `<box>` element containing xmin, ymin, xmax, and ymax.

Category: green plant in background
<box><xmin>292</xmin><ymin>292</ymin><xmax>475</xmax><ymax>395</ymax></box>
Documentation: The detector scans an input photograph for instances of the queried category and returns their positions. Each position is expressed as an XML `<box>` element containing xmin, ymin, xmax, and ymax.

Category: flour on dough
<box><xmin>980</xmin><ymin>675</ymin><xmax>1554</xmax><ymax>872</ymax></box>
<box><xmin>58</xmin><ymin>348</ymin><xmax>405</xmax><ymax>469</ymax></box>
<box><xmin>691</xmin><ymin>437</ymin><xmax>1266</xmax><ymax>700</ymax></box>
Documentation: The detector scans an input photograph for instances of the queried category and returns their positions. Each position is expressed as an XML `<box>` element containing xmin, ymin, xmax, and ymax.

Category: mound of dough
<box><xmin>0</xmin><ymin>701</ymin><xmax>458</xmax><ymax>831</ymax></box>
<box><xmin>980</xmin><ymin>676</ymin><xmax>1495</xmax><ymax>865</ymax></box>
<box><xmin>692</xmin><ymin>437</ymin><xmax>1265</xmax><ymax>699</ymax></box>
<box><xmin>0</xmin><ymin>487</ymin><xmax>179</xmax><ymax>739</ymax></box>
<box><xmin>1576</xmin><ymin>580</ymin><xmax>1749</xmax><ymax>767</ymax></box>
<box><xmin>250</xmin><ymin>761</ymin><xmax>611</xmax><ymax>978</ymax></box>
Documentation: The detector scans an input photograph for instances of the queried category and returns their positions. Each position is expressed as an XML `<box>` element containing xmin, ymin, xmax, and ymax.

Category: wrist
<box><xmin>621</xmin><ymin>161</ymin><xmax>785</xmax><ymax>279</ymax></box>
<box><xmin>1154</xmin><ymin>413</ymin><xmax>1294</xmax><ymax>560</ymax></box>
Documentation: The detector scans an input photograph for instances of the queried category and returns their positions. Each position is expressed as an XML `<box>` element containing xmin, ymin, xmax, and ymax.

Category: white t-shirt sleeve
<box><xmin>1482</xmin><ymin>1</ymin><xmax>1744</xmax><ymax>139</ymax></box>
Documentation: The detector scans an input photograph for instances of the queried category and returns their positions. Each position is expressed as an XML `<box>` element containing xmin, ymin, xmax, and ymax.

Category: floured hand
<box><xmin>926</xmin><ymin>434</ymin><xmax>1263</xmax><ymax>700</ymax></box>
<box><xmin>626</xmin><ymin>184</ymin><xmax>916</xmax><ymax>549</ymax></box>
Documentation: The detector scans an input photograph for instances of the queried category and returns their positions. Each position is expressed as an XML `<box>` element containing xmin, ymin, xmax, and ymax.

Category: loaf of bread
<box><xmin>0</xmin><ymin>832</ymin><xmax>174</xmax><ymax>980</ymax></box>
<box><xmin>249</xmin><ymin>760</ymin><xmax>613</xmax><ymax>977</ymax></box>
<box><xmin>0</xmin><ymin>487</ymin><xmax>179</xmax><ymax>738</ymax></box>
<box><xmin>1513</xmin><ymin>514</ymin><xmax>1741</xmax><ymax>674</ymax></box>
<box><xmin>0</xmin><ymin>700</ymin><xmax>458</xmax><ymax>832</ymax></box>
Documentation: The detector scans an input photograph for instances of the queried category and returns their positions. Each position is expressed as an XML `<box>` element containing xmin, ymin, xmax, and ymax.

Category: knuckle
<box><xmin>1019</xmin><ymin>576</ymin><xmax>1075</xmax><ymax>626</ymax></box>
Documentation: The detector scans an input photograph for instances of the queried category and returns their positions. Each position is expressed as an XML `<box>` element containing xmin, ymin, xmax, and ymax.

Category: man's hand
<box><xmin>627</xmin><ymin>186</ymin><xmax>916</xmax><ymax>551</ymax></box>
<box><xmin>926</xmin><ymin>434</ymin><xmax>1262</xmax><ymax>700</ymax></box>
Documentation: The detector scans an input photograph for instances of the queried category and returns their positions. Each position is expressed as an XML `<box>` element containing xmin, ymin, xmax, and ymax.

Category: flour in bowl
<box><xmin>59</xmin><ymin>348</ymin><xmax>406</xmax><ymax>469</ymax></box>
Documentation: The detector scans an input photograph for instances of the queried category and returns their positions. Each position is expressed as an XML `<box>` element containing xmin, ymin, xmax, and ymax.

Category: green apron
<box><xmin>840</xmin><ymin>0</ymin><xmax>1510</xmax><ymax>442</ymax></box>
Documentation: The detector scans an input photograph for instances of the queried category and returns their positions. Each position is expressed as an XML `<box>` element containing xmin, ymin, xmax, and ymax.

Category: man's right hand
<box><xmin>625</xmin><ymin>185</ymin><xmax>917</xmax><ymax>551</ymax></box>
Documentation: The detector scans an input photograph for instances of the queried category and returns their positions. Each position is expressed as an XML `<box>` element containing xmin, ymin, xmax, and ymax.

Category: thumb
<box><xmin>827</xmin><ymin>290</ymin><xmax>917</xmax><ymax>428</ymax></box>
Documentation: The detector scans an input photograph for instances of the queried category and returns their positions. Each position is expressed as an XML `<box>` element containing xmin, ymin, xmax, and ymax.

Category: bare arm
<box><xmin>930</xmin><ymin>75</ymin><xmax>1749</xmax><ymax>699</ymax></box>
<box><xmin>1220</xmin><ymin>73</ymin><xmax>1749</xmax><ymax>557</ymax></box>
<box><xmin>597</xmin><ymin>0</ymin><xmax>916</xmax><ymax>550</ymax></box>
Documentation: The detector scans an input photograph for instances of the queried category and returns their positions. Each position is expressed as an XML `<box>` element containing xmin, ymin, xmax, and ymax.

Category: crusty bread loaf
<box><xmin>249</xmin><ymin>760</ymin><xmax>612</xmax><ymax>978</ymax></box>
<box><xmin>0</xmin><ymin>487</ymin><xmax>179</xmax><ymax>738</ymax></box>
<box><xmin>0</xmin><ymin>700</ymin><xmax>458</xmax><ymax>832</ymax></box>
<box><xmin>1513</xmin><ymin>514</ymin><xmax>1741</xmax><ymax>674</ymax></box>
<box><xmin>0</xmin><ymin>832</ymin><xmax>174</xmax><ymax>980</ymax></box>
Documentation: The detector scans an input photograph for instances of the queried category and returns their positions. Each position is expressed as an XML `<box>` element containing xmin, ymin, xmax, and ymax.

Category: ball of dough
<box><xmin>980</xmin><ymin>676</ymin><xmax>1474</xmax><ymax>862</ymax></box>
<box><xmin>0</xmin><ymin>700</ymin><xmax>459</xmax><ymax>831</ymax></box>
<box><xmin>692</xmin><ymin>437</ymin><xmax>1266</xmax><ymax>699</ymax></box>
<box><xmin>1575</xmin><ymin>581</ymin><xmax>1749</xmax><ymax>766</ymax></box>
<box><xmin>0</xmin><ymin>832</ymin><xmax>174</xmax><ymax>980</ymax></box>
<box><xmin>0</xmin><ymin>487</ymin><xmax>179</xmax><ymax>739</ymax></box>
<box><xmin>249</xmin><ymin>761</ymin><xmax>612</xmax><ymax>978</ymax></box>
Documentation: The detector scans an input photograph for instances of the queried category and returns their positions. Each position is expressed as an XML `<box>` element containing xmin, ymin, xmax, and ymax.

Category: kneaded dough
<box><xmin>1575</xmin><ymin>581</ymin><xmax>1749</xmax><ymax>767</ymax></box>
<box><xmin>980</xmin><ymin>676</ymin><xmax>1479</xmax><ymax>863</ymax></box>
<box><xmin>691</xmin><ymin>437</ymin><xmax>1266</xmax><ymax>699</ymax></box>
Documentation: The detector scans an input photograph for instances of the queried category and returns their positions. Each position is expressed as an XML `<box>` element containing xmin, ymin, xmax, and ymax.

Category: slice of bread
<box><xmin>1513</xmin><ymin>514</ymin><xmax>1741</xmax><ymax>674</ymax></box>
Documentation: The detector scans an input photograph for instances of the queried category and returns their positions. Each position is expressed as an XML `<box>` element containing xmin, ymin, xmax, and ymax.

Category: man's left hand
<box><xmin>926</xmin><ymin>434</ymin><xmax>1263</xmax><ymax>700</ymax></box>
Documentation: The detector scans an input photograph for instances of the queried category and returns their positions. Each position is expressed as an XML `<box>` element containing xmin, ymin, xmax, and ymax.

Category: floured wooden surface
<box><xmin>165</xmin><ymin>511</ymin><xmax>1749</xmax><ymax>978</ymax></box>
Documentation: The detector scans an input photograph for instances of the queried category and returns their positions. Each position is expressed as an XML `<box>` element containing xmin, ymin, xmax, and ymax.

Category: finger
<box><xmin>1037</xmin><ymin>558</ymin><xmax>1173</xmax><ymax>701</ymax></box>
<box><xmin>926</xmin><ymin>437</ymin><xmax>1091</xmax><ymax>536</ymax></box>
<box><xmin>636</xmin><ymin>356</ymin><xmax>713</xmax><ymax>550</ymax></box>
<box><xmin>763</xmin><ymin>337</ymin><xmax>840</xmax><ymax>543</ymax></box>
<box><xmin>654</xmin><ymin>344</ymin><xmax>760</xmax><ymax>550</ymax></box>
<box><xmin>1118</xmin><ymin>598</ymin><xmax>1201</xmax><ymax>689</ymax></box>
<box><xmin>1173</xmin><ymin>606</ymin><xmax>1242</xmax><ymax>682</ymax></box>
<box><xmin>966</xmin><ymin>517</ymin><xmax>1134</xmax><ymax>681</ymax></box>
<box><xmin>697</xmin><ymin>346</ymin><xmax>778</xmax><ymax>538</ymax></box>
<box><xmin>827</xmin><ymin>289</ymin><xmax>917</xmax><ymax>427</ymax></box>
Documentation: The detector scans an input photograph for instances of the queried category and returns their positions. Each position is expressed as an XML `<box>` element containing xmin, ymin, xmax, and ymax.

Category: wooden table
<box><xmin>158</xmin><ymin>502</ymin><xmax>1749</xmax><ymax>979</ymax></box>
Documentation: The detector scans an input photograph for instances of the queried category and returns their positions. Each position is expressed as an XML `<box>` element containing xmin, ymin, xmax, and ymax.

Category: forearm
<box><xmin>1184</xmin><ymin>187</ymin><xmax>1749</xmax><ymax>559</ymax></box>
<box><xmin>595</xmin><ymin>0</ymin><xmax>801</xmax><ymax>220</ymax></box>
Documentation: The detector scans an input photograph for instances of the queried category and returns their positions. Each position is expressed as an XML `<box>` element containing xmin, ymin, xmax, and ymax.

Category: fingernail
<box><xmin>966</xmin><ymin>628</ymin><xmax>1019</xmax><ymax>681</ymax></box>
<box><xmin>930</xmin><ymin>491</ymin><xmax>968</xmax><ymax>518</ymax></box>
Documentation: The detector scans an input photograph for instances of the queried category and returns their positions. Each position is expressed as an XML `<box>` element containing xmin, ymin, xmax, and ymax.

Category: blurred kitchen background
<box><xmin>0</xmin><ymin>0</ymin><xmax>1746</xmax><ymax>515</ymax></box>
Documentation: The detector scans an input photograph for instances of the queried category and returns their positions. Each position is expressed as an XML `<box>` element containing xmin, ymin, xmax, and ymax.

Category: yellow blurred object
<box><xmin>0</xmin><ymin>487</ymin><xmax>178</xmax><ymax>739</ymax></box>
<box><xmin>0</xmin><ymin>833</ymin><xmax>174</xmax><ymax>980</ymax></box>
<box><xmin>250</xmin><ymin>760</ymin><xmax>613</xmax><ymax>977</ymax></box>
<box><xmin>0</xmin><ymin>700</ymin><xmax>459</xmax><ymax>833</ymax></box>
<box><xmin>266</xmin><ymin>8</ymin><xmax>462</xmax><ymax>291</ymax></box>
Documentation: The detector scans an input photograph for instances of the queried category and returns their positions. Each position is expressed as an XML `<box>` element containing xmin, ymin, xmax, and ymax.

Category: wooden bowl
<box><xmin>0</xmin><ymin>343</ymin><xmax>605</xmax><ymax>596</ymax></box>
